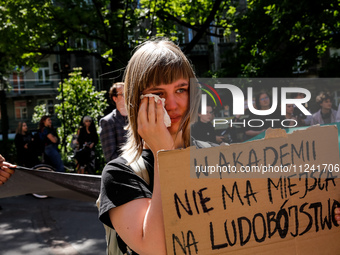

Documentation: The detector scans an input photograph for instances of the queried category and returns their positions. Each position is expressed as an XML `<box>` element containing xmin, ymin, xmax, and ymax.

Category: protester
<box><xmin>75</xmin><ymin>116</ymin><xmax>98</xmax><ymax>174</ymax></box>
<box><xmin>99</xmin><ymin>82</ymin><xmax>128</xmax><ymax>162</ymax></box>
<box><xmin>244</xmin><ymin>91</ymin><xmax>282</xmax><ymax>140</ymax></box>
<box><xmin>98</xmin><ymin>38</ymin><xmax>200</xmax><ymax>254</ymax></box>
<box><xmin>292</xmin><ymin>92</ymin><xmax>312</xmax><ymax>126</ymax></box>
<box><xmin>14</xmin><ymin>122</ymin><xmax>39</xmax><ymax>167</ymax></box>
<box><xmin>39</xmin><ymin>115</ymin><xmax>64</xmax><ymax>172</ymax></box>
<box><xmin>311</xmin><ymin>91</ymin><xmax>337</xmax><ymax>125</ymax></box>
<box><xmin>284</xmin><ymin>104</ymin><xmax>298</xmax><ymax>127</ymax></box>
<box><xmin>191</xmin><ymin>104</ymin><xmax>224</xmax><ymax>144</ymax></box>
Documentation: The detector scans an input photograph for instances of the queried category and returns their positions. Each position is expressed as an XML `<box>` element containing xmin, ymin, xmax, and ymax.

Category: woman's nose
<box><xmin>164</xmin><ymin>94</ymin><xmax>177</xmax><ymax>111</ymax></box>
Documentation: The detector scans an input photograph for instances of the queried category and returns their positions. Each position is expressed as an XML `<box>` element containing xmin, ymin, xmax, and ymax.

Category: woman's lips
<box><xmin>170</xmin><ymin>115</ymin><xmax>181</xmax><ymax>123</ymax></box>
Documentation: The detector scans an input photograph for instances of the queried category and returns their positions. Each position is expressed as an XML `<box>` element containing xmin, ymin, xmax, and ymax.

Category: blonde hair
<box><xmin>122</xmin><ymin>38</ymin><xmax>200</xmax><ymax>162</ymax></box>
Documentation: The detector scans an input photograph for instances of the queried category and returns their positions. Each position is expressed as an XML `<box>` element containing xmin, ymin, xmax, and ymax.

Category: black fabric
<box><xmin>191</xmin><ymin>120</ymin><xmax>217</xmax><ymax>143</ymax></box>
<box><xmin>74</xmin><ymin>146</ymin><xmax>92</xmax><ymax>165</ymax></box>
<box><xmin>77</xmin><ymin>127</ymin><xmax>98</xmax><ymax>150</ymax></box>
<box><xmin>243</xmin><ymin>109</ymin><xmax>283</xmax><ymax>140</ymax></box>
<box><xmin>99</xmin><ymin>150</ymin><xmax>154</xmax><ymax>255</ymax></box>
<box><xmin>14</xmin><ymin>133</ymin><xmax>40</xmax><ymax>167</ymax></box>
<box><xmin>40</xmin><ymin>126</ymin><xmax>59</xmax><ymax>146</ymax></box>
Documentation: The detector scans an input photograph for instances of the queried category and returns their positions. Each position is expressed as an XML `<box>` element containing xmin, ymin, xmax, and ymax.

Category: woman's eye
<box><xmin>177</xmin><ymin>88</ymin><xmax>187</xmax><ymax>93</ymax></box>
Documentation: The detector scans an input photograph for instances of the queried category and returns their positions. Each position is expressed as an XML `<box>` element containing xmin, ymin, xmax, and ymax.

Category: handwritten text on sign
<box><xmin>158</xmin><ymin>126</ymin><xmax>340</xmax><ymax>255</ymax></box>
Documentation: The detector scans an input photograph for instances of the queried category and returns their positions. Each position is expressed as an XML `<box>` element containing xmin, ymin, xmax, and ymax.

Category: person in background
<box><xmin>191</xmin><ymin>104</ymin><xmax>224</xmax><ymax>144</ymax></box>
<box><xmin>244</xmin><ymin>91</ymin><xmax>281</xmax><ymax>140</ymax></box>
<box><xmin>75</xmin><ymin>116</ymin><xmax>98</xmax><ymax>174</ymax></box>
<box><xmin>292</xmin><ymin>92</ymin><xmax>312</xmax><ymax>126</ymax></box>
<box><xmin>39</xmin><ymin>116</ymin><xmax>64</xmax><ymax>172</ymax></box>
<box><xmin>14</xmin><ymin>122</ymin><xmax>39</xmax><ymax>167</ymax></box>
<box><xmin>311</xmin><ymin>91</ymin><xmax>337</xmax><ymax>125</ymax></box>
<box><xmin>284</xmin><ymin>104</ymin><xmax>299</xmax><ymax>127</ymax></box>
<box><xmin>99</xmin><ymin>82</ymin><xmax>128</xmax><ymax>162</ymax></box>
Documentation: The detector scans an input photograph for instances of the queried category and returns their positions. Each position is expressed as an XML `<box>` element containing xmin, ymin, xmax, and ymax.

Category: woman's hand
<box><xmin>0</xmin><ymin>155</ymin><xmax>16</xmax><ymax>185</ymax></box>
<box><xmin>138</xmin><ymin>97</ymin><xmax>174</xmax><ymax>154</ymax></box>
<box><xmin>335</xmin><ymin>207</ymin><xmax>340</xmax><ymax>225</ymax></box>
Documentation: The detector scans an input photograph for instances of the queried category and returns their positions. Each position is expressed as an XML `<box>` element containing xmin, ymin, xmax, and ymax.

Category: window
<box><xmin>14</xmin><ymin>101</ymin><xmax>27</xmax><ymax>120</ymax></box>
<box><xmin>188</xmin><ymin>28</ymin><xmax>193</xmax><ymax>42</ymax></box>
<box><xmin>36</xmin><ymin>62</ymin><xmax>50</xmax><ymax>84</ymax></box>
<box><xmin>12</xmin><ymin>70</ymin><xmax>25</xmax><ymax>94</ymax></box>
<box><xmin>37</xmin><ymin>99</ymin><xmax>55</xmax><ymax>115</ymax></box>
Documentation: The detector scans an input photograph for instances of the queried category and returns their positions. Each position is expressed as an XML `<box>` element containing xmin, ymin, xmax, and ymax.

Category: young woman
<box><xmin>75</xmin><ymin>116</ymin><xmax>98</xmax><ymax>174</ymax></box>
<box><xmin>14</xmin><ymin>122</ymin><xmax>39</xmax><ymax>167</ymax></box>
<box><xmin>244</xmin><ymin>91</ymin><xmax>282</xmax><ymax>139</ymax></box>
<box><xmin>311</xmin><ymin>91</ymin><xmax>337</xmax><ymax>125</ymax></box>
<box><xmin>98</xmin><ymin>38</ymin><xmax>200</xmax><ymax>254</ymax></box>
<box><xmin>39</xmin><ymin>116</ymin><xmax>64</xmax><ymax>172</ymax></box>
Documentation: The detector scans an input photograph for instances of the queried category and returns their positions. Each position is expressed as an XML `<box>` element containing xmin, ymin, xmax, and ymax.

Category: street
<box><xmin>0</xmin><ymin>195</ymin><xmax>106</xmax><ymax>255</ymax></box>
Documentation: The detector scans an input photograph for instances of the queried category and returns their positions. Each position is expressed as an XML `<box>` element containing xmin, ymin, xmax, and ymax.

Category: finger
<box><xmin>148</xmin><ymin>97</ymin><xmax>156</xmax><ymax>124</ymax></box>
<box><xmin>0</xmin><ymin>172</ymin><xmax>9</xmax><ymax>184</ymax></box>
<box><xmin>156</xmin><ymin>99</ymin><xmax>164</xmax><ymax>125</ymax></box>
<box><xmin>3</xmin><ymin>166</ymin><xmax>15</xmax><ymax>175</ymax></box>
<box><xmin>138</xmin><ymin>97</ymin><xmax>149</xmax><ymax>127</ymax></box>
<box><xmin>3</xmin><ymin>162</ymin><xmax>16</xmax><ymax>171</ymax></box>
<box><xmin>0</xmin><ymin>154</ymin><xmax>4</xmax><ymax>167</ymax></box>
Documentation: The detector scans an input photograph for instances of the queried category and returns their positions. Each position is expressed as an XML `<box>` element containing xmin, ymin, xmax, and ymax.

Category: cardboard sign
<box><xmin>158</xmin><ymin>126</ymin><xmax>340</xmax><ymax>254</ymax></box>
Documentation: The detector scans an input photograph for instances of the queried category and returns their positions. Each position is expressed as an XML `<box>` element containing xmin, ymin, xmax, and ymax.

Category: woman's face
<box><xmin>320</xmin><ymin>98</ymin><xmax>332</xmax><ymax>111</ymax></box>
<box><xmin>44</xmin><ymin>118</ymin><xmax>52</xmax><ymax>127</ymax></box>
<box><xmin>84</xmin><ymin>119</ymin><xmax>92</xmax><ymax>127</ymax></box>
<box><xmin>259</xmin><ymin>93</ymin><xmax>270</xmax><ymax>109</ymax></box>
<box><xmin>142</xmin><ymin>78</ymin><xmax>189</xmax><ymax>135</ymax></box>
<box><xmin>286</xmin><ymin>104</ymin><xmax>294</xmax><ymax>115</ymax></box>
<box><xmin>22</xmin><ymin>122</ymin><xmax>28</xmax><ymax>132</ymax></box>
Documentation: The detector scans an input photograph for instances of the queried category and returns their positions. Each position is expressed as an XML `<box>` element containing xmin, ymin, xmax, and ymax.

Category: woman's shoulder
<box><xmin>102</xmin><ymin>157</ymin><xmax>130</xmax><ymax>176</ymax></box>
<box><xmin>102</xmin><ymin>151</ymin><xmax>153</xmax><ymax>180</ymax></box>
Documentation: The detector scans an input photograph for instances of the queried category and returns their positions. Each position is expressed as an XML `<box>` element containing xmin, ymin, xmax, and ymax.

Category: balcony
<box><xmin>7</xmin><ymin>81</ymin><xmax>58</xmax><ymax>98</ymax></box>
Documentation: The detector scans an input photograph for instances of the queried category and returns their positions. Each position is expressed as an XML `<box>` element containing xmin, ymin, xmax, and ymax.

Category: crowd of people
<box><xmin>191</xmin><ymin>90</ymin><xmax>340</xmax><ymax>144</ymax></box>
<box><xmin>11</xmin><ymin>82</ymin><xmax>128</xmax><ymax>174</ymax></box>
<box><xmin>1</xmin><ymin>38</ymin><xmax>340</xmax><ymax>254</ymax></box>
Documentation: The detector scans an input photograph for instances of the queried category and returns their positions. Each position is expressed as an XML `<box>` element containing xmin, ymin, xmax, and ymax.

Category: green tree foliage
<box><xmin>138</xmin><ymin>0</ymin><xmax>230</xmax><ymax>53</ymax></box>
<box><xmin>221</xmin><ymin>0</ymin><xmax>340</xmax><ymax>77</ymax></box>
<box><xmin>31</xmin><ymin>104</ymin><xmax>48</xmax><ymax>124</ymax></box>
<box><xmin>54</xmin><ymin>67</ymin><xmax>107</xmax><ymax>155</ymax></box>
<box><xmin>1</xmin><ymin>0</ymin><xmax>340</xmax><ymax>77</ymax></box>
<box><xmin>0</xmin><ymin>0</ymin><xmax>139</xmax><ymax>71</ymax></box>
<box><xmin>32</xmin><ymin>67</ymin><xmax>108</xmax><ymax>171</ymax></box>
